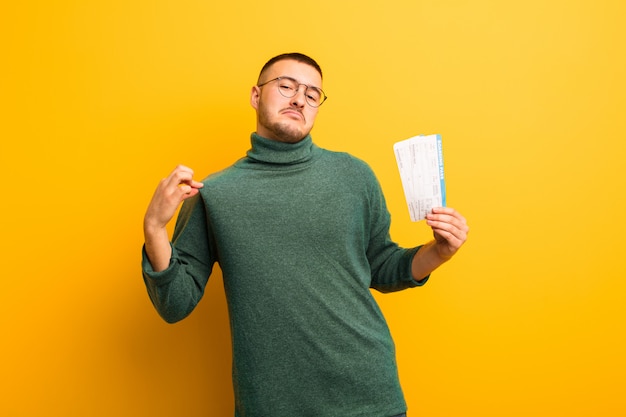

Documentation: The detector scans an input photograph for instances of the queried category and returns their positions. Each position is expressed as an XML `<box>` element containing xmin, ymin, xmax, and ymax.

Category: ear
<box><xmin>250</xmin><ymin>85</ymin><xmax>260</xmax><ymax>110</ymax></box>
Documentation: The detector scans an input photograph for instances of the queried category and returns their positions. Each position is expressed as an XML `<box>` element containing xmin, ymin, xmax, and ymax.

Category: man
<box><xmin>142</xmin><ymin>52</ymin><xmax>469</xmax><ymax>417</ymax></box>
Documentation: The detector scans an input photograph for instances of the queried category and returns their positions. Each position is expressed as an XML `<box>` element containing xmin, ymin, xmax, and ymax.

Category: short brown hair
<box><xmin>258</xmin><ymin>53</ymin><xmax>323</xmax><ymax>82</ymax></box>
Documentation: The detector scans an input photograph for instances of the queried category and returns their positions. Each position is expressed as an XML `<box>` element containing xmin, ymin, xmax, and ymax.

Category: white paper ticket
<box><xmin>393</xmin><ymin>134</ymin><xmax>446</xmax><ymax>221</ymax></box>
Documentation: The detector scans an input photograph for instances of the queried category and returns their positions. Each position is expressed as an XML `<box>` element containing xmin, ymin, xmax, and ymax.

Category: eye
<box><xmin>279</xmin><ymin>81</ymin><xmax>296</xmax><ymax>92</ymax></box>
<box><xmin>306</xmin><ymin>89</ymin><xmax>322</xmax><ymax>102</ymax></box>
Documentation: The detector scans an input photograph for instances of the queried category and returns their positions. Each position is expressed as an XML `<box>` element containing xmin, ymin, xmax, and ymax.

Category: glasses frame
<box><xmin>257</xmin><ymin>76</ymin><xmax>327</xmax><ymax>107</ymax></box>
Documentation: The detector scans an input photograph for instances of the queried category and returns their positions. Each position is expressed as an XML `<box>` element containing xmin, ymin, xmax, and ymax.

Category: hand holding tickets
<box><xmin>394</xmin><ymin>134</ymin><xmax>446</xmax><ymax>221</ymax></box>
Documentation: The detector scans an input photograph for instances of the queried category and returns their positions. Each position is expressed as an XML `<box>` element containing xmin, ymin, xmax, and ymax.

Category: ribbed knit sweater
<box><xmin>142</xmin><ymin>133</ymin><xmax>428</xmax><ymax>417</ymax></box>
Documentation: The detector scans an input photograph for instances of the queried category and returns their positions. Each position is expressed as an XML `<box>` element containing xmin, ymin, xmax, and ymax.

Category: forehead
<box><xmin>261</xmin><ymin>59</ymin><xmax>322</xmax><ymax>87</ymax></box>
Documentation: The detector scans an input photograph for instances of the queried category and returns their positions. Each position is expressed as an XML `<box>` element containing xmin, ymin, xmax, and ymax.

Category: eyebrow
<box><xmin>279</xmin><ymin>75</ymin><xmax>323</xmax><ymax>91</ymax></box>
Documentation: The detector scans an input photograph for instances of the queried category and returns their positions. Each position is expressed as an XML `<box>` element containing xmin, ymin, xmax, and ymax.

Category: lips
<box><xmin>281</xmin><ymin>108</ymin><xmax>304</xmax><ymax>120</ymax></box>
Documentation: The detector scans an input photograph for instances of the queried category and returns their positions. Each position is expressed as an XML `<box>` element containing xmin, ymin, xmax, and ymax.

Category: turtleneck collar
<box><xmin>245</xmin><ymin>133</ymin><xmax>317</xmax><ymax>166</ymax></box>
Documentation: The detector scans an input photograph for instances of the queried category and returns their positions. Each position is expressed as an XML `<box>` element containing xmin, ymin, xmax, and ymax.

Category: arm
<box><xmin>364</xmin><ymin>163</ymin><xmax>424</xmax><ymax>292</ymax></box>
<box><xmin>143</xmin><ymin>165</ymin><xmax>204</xmax><ymax>271</ymax></box>
<box><xmin>142</xmin><ymin>165</ymin><xmax>214</xmax><ymax>323</ymax></box>
<box><xmin>411</xmin><ymin>207</ymin><xmax>469</xmax><ymax>280</ymax></box>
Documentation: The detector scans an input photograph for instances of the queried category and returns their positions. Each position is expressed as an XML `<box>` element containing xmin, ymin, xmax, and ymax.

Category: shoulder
<box><xmin>318</xmin><ymin>147</ymin><xmax>374</xmax><ymax>170</ymax></box>
<box><xmin>200</xmin><ymin>162</ymin><xmax>243</xmax><ymax>186</ymax></box>
<box><xmin>317</xmin><ymin>148</ymin><xmax>378</xmax><ymax>182</ymax></box>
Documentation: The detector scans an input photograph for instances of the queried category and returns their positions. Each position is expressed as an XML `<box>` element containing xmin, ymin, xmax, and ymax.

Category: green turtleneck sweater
<box><xmin>142</xmin><ymin>133</ymin><xmax>427</xmax><ymax>417</ymax></box>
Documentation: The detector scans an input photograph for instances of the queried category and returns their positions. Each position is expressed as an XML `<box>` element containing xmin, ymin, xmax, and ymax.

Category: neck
<box><xmin>245</xmin><ymin>133</ymin><xmax>317</xmax><ymax>166</ymax></box>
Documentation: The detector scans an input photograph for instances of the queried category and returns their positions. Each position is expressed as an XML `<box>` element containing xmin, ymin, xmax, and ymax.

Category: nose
<box><xmin>290</xmin><ymin>86</ymin><xmax>307</xmax><ymax>108</ymax></box>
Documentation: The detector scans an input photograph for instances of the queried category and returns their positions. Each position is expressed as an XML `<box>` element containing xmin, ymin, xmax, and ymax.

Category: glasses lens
<box><xmin>305</xmin><ymin>87</ymin><xmax>324</xmax><ymax>107</ymax></box>
<box><xmin>274</xmin><ymin>77</ymin><xmax>326</xmax><ymax>107</ymax></box>
<box><xmin>276</xmin><ymin>78</ymin><xmax>298</xmax><ymax>98</ymax></box>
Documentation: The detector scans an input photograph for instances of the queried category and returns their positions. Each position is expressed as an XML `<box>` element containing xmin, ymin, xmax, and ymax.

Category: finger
<box><xmin>426</xmin><ymin>215</ymin><xmax>464</xmax><ymax>233</ymax></box>
<box><xmin>434</xmin><ymin>223</ymin><xmax>466</xmax><ymax>242</ymax></box>
<box><xmin>427</xmin><ymin>213</ymin><xmax>469</xmax><ymax>245</ymax></box>
<box><xmin>176</xmin><ymin>180</ymin><xmax>203</xmax><ymax>191</ymax></box>
<box><xmin>174</xmin><ymin>164</ymin><xmax>194</xmax><ymax>174</ymax></box>
<box><xmin>428</xmin><ymin>220</ymin><xmax>467</xmax><ymax>244</ymax></box>
<box><xmin>431</xmin><ymin>207</ymin><xmax>466</xmax><ymax>223</ymax></box>
<box><xmin>427</xmin><ymin>208</ymin><xmax>469</xmax><ymax>233</ymax></box>
<box><xmin>166</xmin><ymin>165</ymin><xmax>201</xmax><ymax>188</ymax></box>
<box><xmin>178</xmin><ymin>186</ymin><xmax>200</xmax><ymax>200</ymax></box>
<box><xmin>431</xmin><ymin>218</ymin><xmax>468</xmax><ymax>254</ymax></box>
<box><xmin>174</xmin><ymin>166</ymin><xmax>203</xmax><ymax>189</ymax></box>
<box><xmin>431</xmin><ymin>206</ymin><xmax>455</xmax><ymax>215</ymax></box>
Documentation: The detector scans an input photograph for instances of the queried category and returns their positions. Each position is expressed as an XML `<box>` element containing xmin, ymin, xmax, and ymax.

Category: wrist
<box><xmin>143</xmin><ymin>218</ymin><xmax>168</xmax><ymax>239</ymax></box>
<box><xmin>411</xmin><ymin>240</ymin><xmax>449</xmax><ymax>280</ymax></box>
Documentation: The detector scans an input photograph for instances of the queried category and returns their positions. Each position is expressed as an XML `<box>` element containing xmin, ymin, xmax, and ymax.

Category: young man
<box><xmin>142</xmin><ymin>53</ymin><xmax>468</xmax><ymax>417</ymax></box>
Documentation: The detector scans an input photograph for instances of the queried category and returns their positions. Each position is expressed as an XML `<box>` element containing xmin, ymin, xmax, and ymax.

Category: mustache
<box><xmin>280</xmin><ymin>107</ymin><xmax>305</xmax><ymax>121</ymax></box>
<box><xmin>280</xmin><ymin>107</ymin><xmax>303</xmax><ymax>114</ymax></box>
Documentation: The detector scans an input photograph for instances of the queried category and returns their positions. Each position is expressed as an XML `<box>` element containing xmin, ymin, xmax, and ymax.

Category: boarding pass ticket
<box><xmin>393</xmin><ymin>134</ymin><xmax>446</xmax><ymax>222</ymax></box>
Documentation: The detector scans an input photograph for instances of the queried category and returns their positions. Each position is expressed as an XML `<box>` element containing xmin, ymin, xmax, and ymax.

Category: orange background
<box><xmin>2</xmin><ymin>1</ymin><xmax>625</xmax><ymax>416</ymax></box>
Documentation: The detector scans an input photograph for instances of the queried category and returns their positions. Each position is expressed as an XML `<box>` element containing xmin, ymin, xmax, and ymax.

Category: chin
<box><xmin>278</xmin><ymin>134</ymin><xmax>307</xmax><ymax>144</ymax></box>
<box><xmin>268</xmin><ymin>123</ymin><xmax>309</xmax><ymax>143</ymax></box>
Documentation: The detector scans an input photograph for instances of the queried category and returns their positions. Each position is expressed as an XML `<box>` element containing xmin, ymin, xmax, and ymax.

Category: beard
<box><xmin>257</xmin><ymin>105</ymin><xmax>309</xmax><ymax>144</ymax></box>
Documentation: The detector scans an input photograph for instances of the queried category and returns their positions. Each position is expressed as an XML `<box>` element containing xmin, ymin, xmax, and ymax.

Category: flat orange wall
<box><xmin>2</xmin><ymin>1</ymin><xmax>625</xmax><ymax>416</ymax></box>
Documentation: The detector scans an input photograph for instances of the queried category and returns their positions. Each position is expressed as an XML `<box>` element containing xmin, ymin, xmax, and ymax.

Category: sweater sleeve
<box><xmin>365</xmin><ymin>168</ymin><xmax>430</xmax><ymax>293</ymax></box>
<box><xmin>141</xmin><ymin>193</ymin><xmax>216</xmax><ymax>323</ymax></box>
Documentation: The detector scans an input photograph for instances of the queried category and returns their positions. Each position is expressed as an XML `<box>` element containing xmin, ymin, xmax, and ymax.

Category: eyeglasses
<box><xmin>257</xmin><ymin>76</ymin><xmax>327</xmax><ymax>107</ymax></box>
